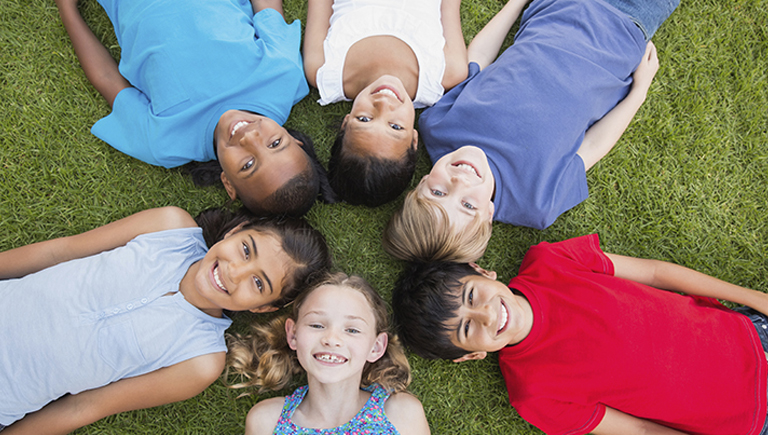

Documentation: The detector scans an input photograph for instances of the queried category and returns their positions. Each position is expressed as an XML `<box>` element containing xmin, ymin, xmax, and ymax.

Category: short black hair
<box><xmin>184</xmin><ymin>130</ymin><xmax>337</xmax><ymax>218</ymax></box>
<box><xmin>392</xmin><ymin>261</ymin><xmax>482</xmax><ymax>360</ymax></box>
<box><xmin>328</xmin><ymin>128</ymin><xmax>417</xmax><ymax>207</ymax></box>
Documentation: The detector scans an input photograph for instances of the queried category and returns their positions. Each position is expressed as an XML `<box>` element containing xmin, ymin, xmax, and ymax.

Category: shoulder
<box><xmin>151</xmin><ymin>206</ymin><xmax>198</xmax><ymax>230</ymax></box>
<box><xmin>245</xmin><ymin>396</ymin><xmax>285</xmax><ymax>435</ymax></box>
<box><xmin>384</xmin><ymin>392</ymin><xmax>431</xmax><ymax>435</ymax></box>
<box><xmin>179</xmin><ymin>352</ymin><xmax>226</xmax><ymax>386</ymax></box>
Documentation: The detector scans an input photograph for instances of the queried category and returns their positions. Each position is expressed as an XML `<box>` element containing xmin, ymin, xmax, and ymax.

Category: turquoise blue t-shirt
<box><xmin>0</xmin><ymin>228</ymin><xmax>232</xmax><ymax>426</ymax></box>
<box><xmin>91</xmin><ymin>0</ymin><xmax>309</xmax><ymax>168</ymax></box>
<box><xmin>419</xmin><ymin>0</ymin><xmax>646</xmax><ymax>229</ymax></box>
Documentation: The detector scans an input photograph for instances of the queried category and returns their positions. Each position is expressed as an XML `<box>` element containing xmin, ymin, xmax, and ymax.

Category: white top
<box><xmin>316</xmin><ymin>0</ymin><xmax>446</xmax><ymax>109</ymax></box>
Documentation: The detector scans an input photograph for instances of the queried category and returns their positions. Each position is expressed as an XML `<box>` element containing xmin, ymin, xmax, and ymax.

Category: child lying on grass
<box><xmin>384</xmin><ymin>0</ymin><xmax>678</xmax><ymax>263</ymax></box>
<box><xmin>393</xmin><ymin>234</ymin><xmax>768</xmax><ymax>434</ymax></box>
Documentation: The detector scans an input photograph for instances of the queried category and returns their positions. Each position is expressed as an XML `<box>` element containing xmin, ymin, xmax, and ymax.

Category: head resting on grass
<box><xmin>383</xmin><ymin>189</ymin><xmax>492</xmax><ymax>263</ymax></box>
<box><xmin>195</xmin><ymin>207</ymin><xmax>332</xmax><ymax>308</ymax></box>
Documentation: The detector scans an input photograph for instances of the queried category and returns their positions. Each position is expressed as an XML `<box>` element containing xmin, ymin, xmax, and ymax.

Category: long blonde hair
<box><xmin>225</xmin><ymin>272</ymin><xmax>411</xmax><ymax>394</ymax></box>
<box><xmin>383</xmin><ymin>189</ymin><xmax>492</xmax><ymax>263</ymax></box>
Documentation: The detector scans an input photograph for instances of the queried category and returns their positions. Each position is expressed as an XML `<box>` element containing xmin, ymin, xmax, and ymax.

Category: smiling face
<box><xmin>343</xmin><ymin>75</ymin><xmax>418</xmax><ymax>160</ymax></box>
<box><xmin>191</xmin><ymin>227</ymin><xmax>293</xmax><ymax>315</ymax></box>
<box><xmin>416</xmin><ymin>146</ymin><xmax>495</xmax><ymax>232</ymax></box>
<box><xmin>286</xmin><ymin>284</ymin><xmax>388</xmax><ymax>386</ymax></box>
<box><xmin>215</xmin><ymin>110</ymin><xmax>310</xmax><ymax>207</ymax></box>
<box><xmin>447</xmin><ymin>268</ymin><xmax>534</xmax><ymax>362</ymax></box>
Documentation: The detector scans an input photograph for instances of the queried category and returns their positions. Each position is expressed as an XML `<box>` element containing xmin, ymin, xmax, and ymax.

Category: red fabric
<box><xmin>499</xmin><ymin>234</ymin><xmax>766</xmax><ymax>435</ymax></box>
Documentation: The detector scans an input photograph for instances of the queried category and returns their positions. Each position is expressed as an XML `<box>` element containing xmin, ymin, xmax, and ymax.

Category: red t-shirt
<box><xmin>499</xmin><ymin>234</ymin><xmax>766</xmax><ymax>435</ymax></box>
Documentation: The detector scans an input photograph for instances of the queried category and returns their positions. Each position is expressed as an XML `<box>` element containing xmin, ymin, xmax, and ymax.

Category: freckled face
<box><xmin>215</xmin><ymin>110</ymin><xmax>310</xmax><ymax>205</ymax></box>
<box><xmin>416</xmin><ymin>146</ymin><xmax>495</xmax><ymax>231</ymax></box>
<box><xmin>343</xmin><ymin>75</ymin><xmax>417</xmax><ymax>160</ymax></box>
<box><xmin>286</xmin><ymin>285</ymin><xmax>387</xmax><ymax>385</ymax></box>
<box><xmin>194</xmin><ymin>228</ymin><xmax>293</xmax><ymax>313</ymax></box>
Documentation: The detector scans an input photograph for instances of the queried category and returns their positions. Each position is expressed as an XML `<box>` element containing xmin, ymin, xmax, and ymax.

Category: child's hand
<box><xmin>631</xmin><ymin>41</ymin><xmax>659</xmax><ymax>95</ymax></box>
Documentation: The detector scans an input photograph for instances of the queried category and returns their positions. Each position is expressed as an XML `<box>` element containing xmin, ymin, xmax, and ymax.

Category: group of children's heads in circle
<box><xmin>7</xmin><ymin>0</ymin><xmax>765</xmax><ymax>432</ymax></box>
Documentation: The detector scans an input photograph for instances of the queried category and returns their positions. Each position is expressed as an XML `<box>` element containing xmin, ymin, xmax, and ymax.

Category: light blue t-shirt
<box><xmin>91</xmin><ymin>0</ymin><xmax>309</xmax><ymax>168</ymax></box>
<box><xmin>419</xmin><ymin>0</ymin><xmax>646</xmax><ymax>229</ymax></box>
<box><xmin>0</xmin><ymin>228</ymin><xmax>232</xmax><ymax>426</ymax></box>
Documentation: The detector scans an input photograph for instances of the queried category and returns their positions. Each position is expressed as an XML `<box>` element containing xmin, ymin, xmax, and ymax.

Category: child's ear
<box><xmin>367</xmin><ymin>332</ymin><xmax>389</xmax><ymax>363</ymax></box>
<box><xmin>469</xmin><ymin>263</ymin><xmax>497</xmax><ymax>281</ymax></box>
<box><xmin>487</xmin><ymin>201</ymin><xmax>495</xmax><ymax>223</ymax></box>
<box><xmin>223</xmin><ymin>221</ymin><xmax>248</xmax><ymax>239</ymax></box>
<box><xmin>452</xmin><ymin>351</ymin><xmax>487</xmax><ymax>363</ymax></box>
<box><xmin>285</xmin><ymin>318</ymin><xmax>298</xmax><ymax>350</ymax></box>
<box><xmin>250</xmin><ymin>304</ymin><xmax>279</xmax><ymax>314</ymax></box>
<box><xmin>341</xmin><ymin>114</ymin><xmax>350</xmax><ymax>130</ymax></box>
<box><xmin>411</xmin><ymin>129</ymin><xmax>419</xmax><ymax>150</ymax></box>
<box><xmin>220</xmin><ymin>172</ymin><xmax>238</xmax><ymax>200</ymax></box>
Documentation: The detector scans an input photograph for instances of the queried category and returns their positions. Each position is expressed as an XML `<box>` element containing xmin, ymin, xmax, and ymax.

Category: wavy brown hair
<box><xmin>224</xmin><ymin>272</ymin><xmax>411</xmax><ymax>394</ymax></box>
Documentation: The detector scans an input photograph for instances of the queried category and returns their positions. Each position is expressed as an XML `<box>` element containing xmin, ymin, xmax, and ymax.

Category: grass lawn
<box><xmin>1</xmin><ymin>0</ymin><xmax>766</xmax><ymax>433</ymax></box>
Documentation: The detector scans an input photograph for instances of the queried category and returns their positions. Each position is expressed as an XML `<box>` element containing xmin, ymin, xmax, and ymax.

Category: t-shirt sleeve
<box><xmin>252</xmin><ymin>9</ymin><xmax>303</xmax><ymax>67</ymax></box>
<box><xmin>91</xmin><ymin>87</ymin><xmax>170</xmax><ymax>166</ymax></box>
<box><xmin>522</xmin><ymin>234</ymin><xmax>614</xmax><ymax>276</ymax></box>
<box><xmin>514</xmin><ymin>396</ymin><xmax>606</xmax><ymax>435</ymax></box>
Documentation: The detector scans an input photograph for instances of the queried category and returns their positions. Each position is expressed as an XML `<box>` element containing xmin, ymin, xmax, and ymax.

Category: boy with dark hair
<box><xmin>393</xmin><ymin>235</ymin><xmax>768</xmax><ymax>434</ymax></box>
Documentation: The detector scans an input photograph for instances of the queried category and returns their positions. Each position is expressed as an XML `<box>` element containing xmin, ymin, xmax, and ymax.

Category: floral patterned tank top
<box><xmin>272</xmin><ymin>383</ymin><xmax>400</xmax><ymax>434</ymax></box>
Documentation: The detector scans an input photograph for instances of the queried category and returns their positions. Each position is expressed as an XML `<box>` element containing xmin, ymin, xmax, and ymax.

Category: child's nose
<box><xmin>322</xmin><ymin>329</ymin><xmax>342</xmax><ymax>347</ymax></box>
<box><xmin>227</xmin><ymin>260</ymin><xmax>248</xmax><ymax>284</ymax></box>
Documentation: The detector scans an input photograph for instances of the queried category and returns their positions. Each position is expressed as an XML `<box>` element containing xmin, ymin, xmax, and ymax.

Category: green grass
<box><xmin>1</xmin><ymin>0</ymin><xmax>766</xmax><ymax>433</ymax></box>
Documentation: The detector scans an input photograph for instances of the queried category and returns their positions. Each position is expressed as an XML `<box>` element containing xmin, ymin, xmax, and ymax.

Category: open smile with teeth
<box><xmin>373</xmin><ymin>86</ymin><xmax>402</xmax><ymax>102</ymax></box>
<box><xmin>315</xmin><ymin>353</ymin><xmax>347</xmax><ymax>364</ymax></box>
<box><xmin>230</xmin><ymin>121</ymin><xmax>250</xmax><ymax>138</ymax></box>
<box><xmin>497</xmin><ymin>300</ymin><xmax>509</xmax><ymax>334</ymax></box>
<box><xmin>453</xmin><ymin>162</ymin><xmax>480</xmax><ymax>178</ymax></box>
<box><xmin>213</xmin><ymin>264</ymin><xmax>229</xmax><ymax>294</ymax></box>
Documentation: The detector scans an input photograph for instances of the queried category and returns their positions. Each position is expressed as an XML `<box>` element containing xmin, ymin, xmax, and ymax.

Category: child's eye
<box><xmin>346</xmin><ymin>328</ymin><xmax>361</xmax><ymax>334</ymax></box>
<box><xmin>242</xmin><ymin>242</ymin><xmax>250</xmax><ymax>259</ymax></box>
<box><xmin>464</xmin><ymin>320</ymin><xmax>470</xmax><ymax>337</ymax></box>
<box><xmin>309</xmin><ymin>323</ymin><xmax>324</xmax><ymax>329</ymax></box>
<box><xmin>356</xmin><ymin>116</ymin><xmax>371</xmax><ymax>122</ymax></box>
<box><xmin>268</xmin><ymin>138</ymin><xmax>281</xmax><ymax>149</ymax></box>
<box><xmin>241</xmin><ymin>158</ymin><xmax>254</xmax><ymax>171</ymax></box>
<box><xmin>468</xmin><ymin>289</ymin><xmax>474</xmax><ymax>306</ymax></box>
<box><xmin>431</xmin><ymin>189</ymin><xmax>445</xmax><ymax>197</ymax></box>
<box><xmin>253</xmin><ymin>276</ymin><xmax>263</xmax><ymax>293</ymax></box>
<box><xmin>389</xmin><ymin>123</ymin><xmax>403</xmax><ymax>130</ymax></box>
<box><xmin>462</xmin><ymin>201</ymin><xmax>476</xmax><ymax>210</ymax></box>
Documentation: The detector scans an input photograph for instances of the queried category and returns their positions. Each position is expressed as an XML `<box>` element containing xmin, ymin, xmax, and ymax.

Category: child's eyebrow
<box><xmin>249</xmin><ymin>235</ymin><xmax>273</xmax><ymax>294</ymax></box>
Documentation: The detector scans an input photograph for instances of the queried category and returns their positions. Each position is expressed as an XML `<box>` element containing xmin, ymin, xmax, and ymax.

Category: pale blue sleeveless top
<box><xmin>0</xmin><ymin>228</ymin><xmax>232</xmax><ymax>426</ymax></box>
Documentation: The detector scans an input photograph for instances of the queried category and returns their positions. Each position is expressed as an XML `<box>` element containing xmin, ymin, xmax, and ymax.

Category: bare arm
<box><xmin>591</xmin><ymin>406</ymin><xmax>688</xmax><ymax>435</ymax></box>
<box><xmin>244</xmin><ymin>397</ymin><xmax>284</xmax><ymax>435</ymax></box>
<box><xmin>577</xmin><ymin>41</ymin><xmax>659</xmax><ymax>170</ymax></box>
<box><xmin>55</xmin><ymin>0</ymin><xmax>130</xmax><ymax>108</ymax></box>
<box><xmin>606</xmin><ymin>252</ymin><xmax>768</xmax><ymax>316</ymax></box>
<box><xmin>250</xmin><ymin>0</ymin><xmax>284</xmax><ymax>18</ymax></box>
<box><xmin>0</xmin><ymin>207</ymin><xmax>197</xmax><ymax>280</ymax></box>
<box><xmin>385</xmin><ymin>392</ymin><xmax>431</xmax><ymax>435</ymax></box>
<box><xmin>467</xmin><ymin>0</ymin><xmax>529</xmax><ymax>70</ymax></box>
<box><xmin>4</xmin><ymin>353</ymin><xmax>225</xmax><ymax>435</ymax></box>
<box><xmin>302</xmin><ymin>0</ymin><xmax>334</xmax><ymax>88</ymax></box>
<box><xmin>439</xmin><ymin>0</ymin><xmax>468</xmax><ymax>89</ymax></box>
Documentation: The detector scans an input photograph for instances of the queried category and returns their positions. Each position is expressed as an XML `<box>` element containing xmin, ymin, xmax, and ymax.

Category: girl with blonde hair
<box><xmin>227</xmin><ymin>272</ymin><xmax>430</xmax><ymax>434</ymax></box>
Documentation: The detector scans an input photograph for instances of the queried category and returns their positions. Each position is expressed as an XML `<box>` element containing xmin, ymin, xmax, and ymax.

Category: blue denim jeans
<box><xmin>731</xmin><ymin>306</ymin><xmax>768</xmax><ymax>435</ymax></box>
<box><xmin>601</xmin><ymin>0</ymin><xmax>680</xmax><ymax>40</ymax></box>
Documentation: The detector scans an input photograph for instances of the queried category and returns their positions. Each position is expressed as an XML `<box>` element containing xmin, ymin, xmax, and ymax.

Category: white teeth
<box><xmin>456</xmin><ymin>163</ymin><xmax>479</xmax><ymax>177</ymax></box>
<box><xmin>316</xmin><ymin>354</ymin><xmax>346</xmax><ymax>363</ymax></box>
<box><xmin>230</xmin><ymin>121</ymin><xmax>249</xmax><ymax>137</ymax></box>
<box><xmin>213</xmin><ymin>266</ymin><xmax>228</xmax><ymax>293</ymax></box>
<box><xmin>498</xmin><ymin>303</ymin><xmax>508</xmax><ymax>334</ymax></box>
<box><xmin>375</xmin><ymin>88</ymin><xmax>398</xmax><ymax>99</ymax></box>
